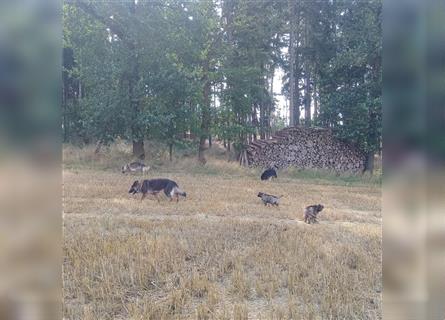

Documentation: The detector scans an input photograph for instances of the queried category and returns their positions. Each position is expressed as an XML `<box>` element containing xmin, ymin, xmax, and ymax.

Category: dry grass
<box><xmin>63</xmin><ymin>144</ymin><xmax>382</xmax><ymax>319</ymax></box>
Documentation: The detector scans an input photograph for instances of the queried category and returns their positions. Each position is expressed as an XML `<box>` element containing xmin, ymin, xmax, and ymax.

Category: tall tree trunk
<box><xmin>259</xmin><ymin>104</ymin><xmax>265</xmax><ymax>140</ymax></box>
<box><xmin>252</xmin><ymin>102</ymin><xmax>261</xmax><ymax>140</ymax></box>
<box><xmin>169</xmin><ymin>143</ymin><xmax>173</xmax><ymax>162</ymax></box>
<box><xmin>313</xmin><ymin>82</ymin><xmax>319</xmax><ymax>120</ymax></box>
<box><xmin>268</xmin><ymin>65</ymin><xmax>274</xmax><ymax>139</ymax></box>
<box><xmin>304</xmin><ymin>72</ymin><xmax>311</xmax><ymax>126</ymax></box>
<box><xmin>62</xmin><ymin>82</ymin><xmax>68</xmax><ymax>143</ymax></box>
<box><xmin>94</xmin><ymin>139</ymin><xmax>103</xmax><ymax>154</ymax></box>
<box><xmin>132</xmin><ymin>140</ymin><xmax>144</xmax><ymax>159</ymax></box>
<box><xmin>130</xmin><ymin>71</ymin><xmax>144</xmax><ymax>159</ymax></box>
<box><xmin>289</xmin><ymin>0</ymin><xmax>301</xmax><ymax>127</ymax></box>
<box><xmin>289</xmin><ymin>0</ymin><xmax>296</xmax><ymax>127</ymax></box>
<box><xmin>303</xmin><ymin>20</ymin><xmax>311</xmax><ymax>127</ymax></box>
<box><xmin>258</xmin><ymin>63</ymin><xmax>265</xmax><ymax>140</ymax></box>
<box><xmin>364</xmin><ymin>151</ymin><xmax>374</xmax><ymax>173</ymax></box>
<box><xmin>130</xmin><ymin>69</ymin><xmax>145</xmax><ymax>160</ymax></box>
<box><xmin>198</xmin><ymin>62</ymin><xmax>211</xmax><ymax>165</ymax></box>
<box><xmin>128</xmin><ymin>2</ymin><xmax>145</xmax><ymax>159</ymax></box>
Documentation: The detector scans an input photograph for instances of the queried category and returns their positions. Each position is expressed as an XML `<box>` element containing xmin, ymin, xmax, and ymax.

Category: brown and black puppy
<box><xmin>257</xmin><ymin>192</ymin><xmax>282</xmax><ymax>206</ymax></box>
<box><xmin>304</xmin><ymin>204</ymin><xmax>324</xmax><ymax>224</ymax></box>
<box><xmin>129</xmin><ymin>178</ymin><xmax>186</xmax><ymax>202</ymax></box>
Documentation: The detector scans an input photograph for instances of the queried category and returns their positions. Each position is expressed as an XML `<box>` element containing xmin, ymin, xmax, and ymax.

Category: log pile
<box><xmin>246</xmin><ymin>126</ymin><xmax>365</xmax><ymax>172</ymax></box>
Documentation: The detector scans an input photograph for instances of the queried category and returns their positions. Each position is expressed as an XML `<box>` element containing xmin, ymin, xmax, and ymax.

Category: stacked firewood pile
<box><xmin>246</xmin><ymin>126</ymin><xmax>365</xmax><ymax>172</ymax></box>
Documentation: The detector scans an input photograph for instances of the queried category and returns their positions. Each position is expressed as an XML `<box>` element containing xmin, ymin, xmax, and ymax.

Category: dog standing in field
<box><xmin>122</xmin><ymin>161</ymin><xmax>150</xmax><ymax>174</ymax></box>
<box><xmin>129</xmin><ymin>178</ymin><xmax>186</xmax><ymax>202</ymax></box>
<box><xmin>261</xmin><ymin>168</ymin><xmax>277</xmax><ymax>181</ymax></box>
<box><xmin>257</xmin><ymin>192</ymin><xmax>282</xmax><ymax>206</ymax></box>
<box><xmin>304</xmin><ymin>204</ymin><xmax>324</xmax><ymax>224</ymax></box>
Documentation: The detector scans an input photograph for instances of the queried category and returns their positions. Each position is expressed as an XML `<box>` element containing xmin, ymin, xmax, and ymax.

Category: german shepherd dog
<box><xmin>261</xmin><ymin>168</ymin><xmax>277</xmax><ymax>181</ymax></box>
<box><xmin>129</xmin><ymin>178</ymin><xmax>186</xmax><ymax>202</ymax></box>
<box><xmin>122</xmin><ymin>161</ymin><xmax>150</xmax><ymax>174</ymax></box>
<box><xmin>304</xmin><ymin>204</ymin><xmax>324</xmax><ymax>224</ymax></box>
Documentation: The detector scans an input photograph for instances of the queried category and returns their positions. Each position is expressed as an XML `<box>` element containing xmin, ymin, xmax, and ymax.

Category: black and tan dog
<box><xmin>129</xmin><ymin>178</ymin><xmax>186</xmax><ymax>202</ymax></box>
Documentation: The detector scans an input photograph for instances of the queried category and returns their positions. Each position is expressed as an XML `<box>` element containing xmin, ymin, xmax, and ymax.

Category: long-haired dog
<box><xmin>122</xmin><ymin>161</ymin><xmax>150</xmax><ymax>174</ymax></box>
<box><xmin>129</xmin><ymin>178</ymin><xmax>186</xmax><ymax>202</ymax></box>
<box><xmin>261</xmin><ymin>168</ymin><xmax>277</xmax><ymax>181</ymax></box>
<box><xmin>304</xmin><ymin>204</ymin><xmax>324</xmax><ymax>224</ymax></box>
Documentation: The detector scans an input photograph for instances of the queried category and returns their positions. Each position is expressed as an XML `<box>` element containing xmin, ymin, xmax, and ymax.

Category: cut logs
<box><xmin>246</xmin><ymin>126</ymin><xmax>365</xmax><ymax>172</ymax></box>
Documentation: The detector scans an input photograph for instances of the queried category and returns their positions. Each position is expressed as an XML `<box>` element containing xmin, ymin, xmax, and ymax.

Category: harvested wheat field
<box><xmin>63</xmin><ymin>147</ymin><xmax>382</xmax><ymax>320</ymax></box>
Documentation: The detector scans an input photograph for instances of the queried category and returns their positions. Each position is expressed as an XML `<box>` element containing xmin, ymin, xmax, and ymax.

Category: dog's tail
<box><xmin>278</xmin><ymin>195</ymin><xmax>284</xmax><ymax>198</ymax></box>
<box><xmin>164</xmin><ymin>181</ymin><xmax>186</xmax><ymax>198</ymax></box>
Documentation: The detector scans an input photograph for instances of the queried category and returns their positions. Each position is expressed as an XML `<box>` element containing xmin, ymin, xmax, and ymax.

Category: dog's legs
<box><xmin>141</xmin><ymin>193</ymin><xmax>147</xmax><ymax>201</ymax></box>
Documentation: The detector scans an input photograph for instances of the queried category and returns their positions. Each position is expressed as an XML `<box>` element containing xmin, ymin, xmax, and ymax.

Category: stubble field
<box><xmin>63</xmin><ymin>145</ymin><xmax>382</xmax><ymax>319</ymax></box>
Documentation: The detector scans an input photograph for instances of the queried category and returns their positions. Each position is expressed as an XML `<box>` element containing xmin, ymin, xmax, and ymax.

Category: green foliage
<box><xmin>219</xmin><ymin>0</ymin><xmax>284</xmax><ymax>152</ymax></box>
<box><xmin>63</xmin><ymin>0</ymin><xmax>382</xmax><ymax>163</ymax></box>
<box><xmin>313</xmin><ymin>0</ymin><xmax>382</xmax><ymax>154</ymax></box>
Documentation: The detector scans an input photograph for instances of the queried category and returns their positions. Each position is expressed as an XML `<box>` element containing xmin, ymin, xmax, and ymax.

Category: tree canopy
<box><xmin>63</xmin><ymin>0</ymin><xmax>381</xmax><ymax>171</ymax></box>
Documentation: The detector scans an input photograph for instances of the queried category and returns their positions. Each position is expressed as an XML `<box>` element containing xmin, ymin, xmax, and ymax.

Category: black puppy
<box><xmin>261</xmin><ymin>168</ymin><xmax>277</xmax><ymax>181</ymax></box>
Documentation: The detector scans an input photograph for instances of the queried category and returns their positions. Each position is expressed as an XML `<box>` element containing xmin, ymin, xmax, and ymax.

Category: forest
<box><xmin>63</xmin><ymin>0</ymin><xmax>381</xmax><ymax>172</ymax></box>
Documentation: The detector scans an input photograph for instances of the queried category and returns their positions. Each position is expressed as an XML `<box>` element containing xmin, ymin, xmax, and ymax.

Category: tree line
<box><xmin>63</xmin><ymin>0</ymin><xmax>381</xmax><ymax>172</ymax></box>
